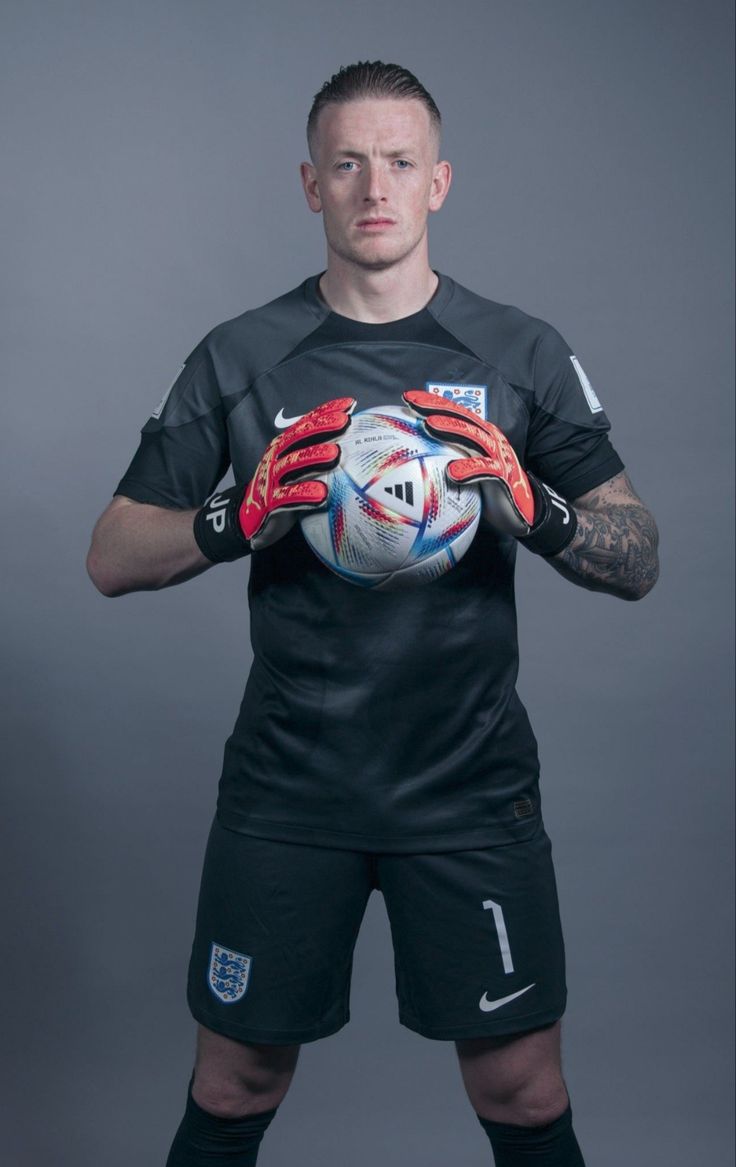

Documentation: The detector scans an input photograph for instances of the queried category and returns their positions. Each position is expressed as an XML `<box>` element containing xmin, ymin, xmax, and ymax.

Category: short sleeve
<box><xmin>524</xmin><ymin>325</ymin><xmax>624</xmax><ymax>499</ymax></box>
<box><xmin>114</xmin><ymin>339</ymin><xmax>230</xmax><ymax>509</ymax></box>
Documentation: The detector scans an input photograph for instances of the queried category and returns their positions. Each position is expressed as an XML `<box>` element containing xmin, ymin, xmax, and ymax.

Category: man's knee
<box><xmin>192</xmin><ymin>1026</ymin><xmax>301</xmax><ymax>1117</ymax></box>
<box><xmin>481</xmin><ymin>1072</ymin><xmax>570</xmax><ymax>1127</ymax></box>
<box><xmin>455</xmin><ymin>1022</ymin><xmax>569</xmax><ymax>1127</ymax></box>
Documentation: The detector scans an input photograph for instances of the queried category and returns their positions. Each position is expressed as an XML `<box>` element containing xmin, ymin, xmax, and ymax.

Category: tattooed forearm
<box><xmin>548</xmin><ymin>473</ymin><xmax>660</xmax><ymax>600</ymax></box>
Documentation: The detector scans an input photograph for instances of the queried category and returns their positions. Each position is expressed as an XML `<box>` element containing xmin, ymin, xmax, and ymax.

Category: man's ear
<box><xmin>429</xmin><ymin>159</ymin><xmax>452</xmax><ymax>213</ymax></box>
<box><xmin>300</xmin><ymin>162</ymin><xmax>322</xmax><ymax>213</ymax></box>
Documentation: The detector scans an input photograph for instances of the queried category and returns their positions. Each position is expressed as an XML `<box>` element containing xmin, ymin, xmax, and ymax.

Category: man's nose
<box><xmin>362</xmin><ymin>163</ymin><xmax>387</xmax><ymax>202</ymax></box>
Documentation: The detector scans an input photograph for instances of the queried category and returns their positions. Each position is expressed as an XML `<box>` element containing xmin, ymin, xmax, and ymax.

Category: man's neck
<box><xmin>318</xmin><ymin>255</ymin><xmax>439</xmax><ymax>323</ymax></box>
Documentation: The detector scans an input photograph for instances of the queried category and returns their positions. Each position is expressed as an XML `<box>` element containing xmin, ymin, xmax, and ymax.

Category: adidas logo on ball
<box><xmin>383</xmin><ymin>481</ymin><xmax>415</xmax><ymax>506</ymax></box>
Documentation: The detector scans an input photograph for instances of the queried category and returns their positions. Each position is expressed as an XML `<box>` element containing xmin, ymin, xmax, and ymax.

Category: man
<box><xmin>87</xmin><ymin>61</ymin><xmax>659</xmax><ymax>1167</ymax></box>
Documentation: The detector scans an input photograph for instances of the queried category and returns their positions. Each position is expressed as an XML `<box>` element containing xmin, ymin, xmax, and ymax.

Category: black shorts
<box><xmin>186</xmin><ymin>816</ymin><xmax>567</xmax><ymax>1045</ymax></box>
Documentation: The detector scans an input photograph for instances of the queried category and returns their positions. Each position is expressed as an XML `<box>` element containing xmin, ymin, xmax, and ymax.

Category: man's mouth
<box><xmin>356</xmin><ymin>217</ymin><xmax>395</xmax><ymax>229</ymax></box>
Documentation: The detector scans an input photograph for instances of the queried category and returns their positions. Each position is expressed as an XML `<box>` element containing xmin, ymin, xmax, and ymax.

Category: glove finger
<box><xmin>403</xmin><ymin>388</ymin><xmax>479</xmax><ymax>421</ymax></box>
<box><xmin>243</xmin><ymin>480</ymin><xmax>329</xmax><ymax>547</ymax></box>
<box><xmin>276</xmin><ymin>442</ymin><xmax>342</xmax><ymax>483</ymax></box>
<box><xmin>403</xmin><ymin>390</ymin><xmax>510</xmax><ymax>457</ymax></box>
<box><xmin>421</xmin><ymin>412</ymin><xmax>501</xmax><ymax>458</ymax></box>
<box><xmin>305</xmin><ymin>396</ymin><xmax>356</xmax><ymax>419</ymax></box>
<box><xmin>281</xmin><ymin>398</ymin><xmax>356</xmax><ymax>449</ymax></box>
<box><xmin>447</xmin><ymin>459</ymin><xmax>535</xmax><ymax>528</ymax></box>
<box><xmin>446</xmin><ymin>454</ymin><xmax>506</xmax><ymax>481</ymax></box>
<box><xmin>272</xmin><ymin>479</ymin><xmax>329</xmax><ymax>508</ymax></box>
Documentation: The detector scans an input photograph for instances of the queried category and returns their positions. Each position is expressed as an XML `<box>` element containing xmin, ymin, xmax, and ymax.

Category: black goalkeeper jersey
<box><xmin>116</xmin><ymin>273</ymin><xmax>623</xmax><ymax>852</ymax></box>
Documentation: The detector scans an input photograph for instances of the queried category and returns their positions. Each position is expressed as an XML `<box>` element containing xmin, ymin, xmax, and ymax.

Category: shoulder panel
<box><xmin>430</xmin><ymin>277</ymin><xmax>544</xmax><ymax>392</ymax></box>
<box><xmin>432</xmin><ymin>275</ymin><xmax>612</xmax><ymax>430</ymax></box>
<box><xmin>204</xmin><ymin>280</ymin><xmax>329</xmax><ymax>415</ymax></box>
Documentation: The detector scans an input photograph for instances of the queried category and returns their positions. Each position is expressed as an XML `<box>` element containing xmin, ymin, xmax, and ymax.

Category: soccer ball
<box><xmin>299</xmin><ymin>403</ymin><xmax>481</xmax><ymax>590</ymax></box>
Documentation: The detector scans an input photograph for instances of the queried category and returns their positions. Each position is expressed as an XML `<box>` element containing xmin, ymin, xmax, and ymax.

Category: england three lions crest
<box><xmin>425</xmin><ymin>382</ymin><xmax>488</xmax><ymax>418</ymax></box>
<box><xmin>207</xmin><ymin>943</ymin><xmax>252</xmax><ymax>1004</ymax></box>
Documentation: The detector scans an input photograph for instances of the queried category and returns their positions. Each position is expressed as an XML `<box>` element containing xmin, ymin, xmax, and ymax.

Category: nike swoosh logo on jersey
<box><xmin>274</xmin><ymin>408</ymin><xmax>305</xmax><ymax>429</ymax></box>
<box><xmin>479</xmin><ymin>984</ymin><xmax>535</xmax><ymax>1013</ymax></box>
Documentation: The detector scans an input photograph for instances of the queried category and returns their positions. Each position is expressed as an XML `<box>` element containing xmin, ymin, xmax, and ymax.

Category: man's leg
<box><xmin>455</xmin><ymin>1021</ymin><xmax>585</xmax><ymax>1165</ymax></box>
<box><xmin>166</xmin><ymin>1024</ymin><xmax>300</xmax><ymax>1165</ymax></box>
<box><xmin>169</xmin><ymin>820</ymin><xmax>375</xmax><ymax>1162</ymax></box>
<box><xmin>375</xmin><ymin>827</ymin><xmax>582</xmax><ymax>1164</ymax></box>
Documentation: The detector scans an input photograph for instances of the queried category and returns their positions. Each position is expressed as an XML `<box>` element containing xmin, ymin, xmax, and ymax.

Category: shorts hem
<box><xmin>397</xmin><ymin>999</ymin><xmax>567</xmax><ymax>1041</ymax></box>
<box><xmin>189</xmin><ymin>1002</ymin><xmax>350</xmax><ymax>1046</ymax></box>
<box><xmin>215</xmin><ymin>809</ymin><xmax>542</xmax><ymax>854</ymax></box>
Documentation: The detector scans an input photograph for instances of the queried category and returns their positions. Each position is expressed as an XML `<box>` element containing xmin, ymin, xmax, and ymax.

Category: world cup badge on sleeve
<box><xmin>207</xmin><ymin>942</ymin><xmax>252</xmax><ymax>1004</ymax></box>
<box><xmin>425</xmin><ymin>382</ymin><xmax>488</xmax><ymax>419</ymax></box>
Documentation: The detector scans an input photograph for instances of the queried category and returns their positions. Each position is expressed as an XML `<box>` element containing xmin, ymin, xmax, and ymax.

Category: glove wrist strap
<box><xmin>519</xmin><ymin>475</ymin><xmax>578</xmax><ymax>558</ymax></box>
<box><xmin>193</xmin><ymin>485</ymin><xmax>251</xmax><ymax>563</ymax></box>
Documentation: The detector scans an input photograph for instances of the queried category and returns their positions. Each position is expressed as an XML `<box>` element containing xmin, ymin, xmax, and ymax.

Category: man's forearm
<box><xmin>87</xmin><ymin>497</ymin><xmax>213</xmax><ymax>596</ymax></box>
<box><xmin>548</xmin><ymin>495</ymin><xmax>660</xmax><ymax>601</ymax></box>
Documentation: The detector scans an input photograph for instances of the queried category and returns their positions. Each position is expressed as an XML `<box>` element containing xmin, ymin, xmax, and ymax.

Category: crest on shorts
<box><xmin>425</xmin><ymin>382</ymin><xmax>487</xmax><ymax>419</ymax></box>
<box><xmin>207</xmin><ymin>942</ymin><xmax>252</xmax><ymax>1004</ymax></box>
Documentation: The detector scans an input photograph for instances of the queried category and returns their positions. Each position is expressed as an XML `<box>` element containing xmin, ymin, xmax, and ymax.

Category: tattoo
<box><xmin>550</xmin><ymin>472</ymin><xmax>659</xmax><ymax>600</ymax></box>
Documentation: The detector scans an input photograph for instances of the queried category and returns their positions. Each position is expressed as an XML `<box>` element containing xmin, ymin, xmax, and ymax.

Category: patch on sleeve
<box><xmin>425</xmin><ymin>382</ymin><xmax>487</xmax><ymax>419</ymax></box>
<box><xmin>151</xmin><ymin>364</ymin><xmax>186</xmax><ymax>419</ymax></box>
<box><xmin>207</xmin><ymin>943</ymin><xmax>252</xmax><ymax>1004</ymax></box>
<box><xmin>569</xmin><ymin>357</ymin><xmax>603</xmax><ymax>414</ymax></box>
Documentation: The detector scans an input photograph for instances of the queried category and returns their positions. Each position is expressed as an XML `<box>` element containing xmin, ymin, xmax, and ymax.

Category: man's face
<box><xmin>300</xmin><ymin>98</ymin><xmax>451</xmax><ymax>272</ymax></box>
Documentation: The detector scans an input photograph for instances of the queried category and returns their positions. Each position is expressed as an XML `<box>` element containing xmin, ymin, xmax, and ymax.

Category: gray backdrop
<box><xmin>2</xmin><ymin>1</ymin><xmax>733</xmax><ymax>1164</ymax></box>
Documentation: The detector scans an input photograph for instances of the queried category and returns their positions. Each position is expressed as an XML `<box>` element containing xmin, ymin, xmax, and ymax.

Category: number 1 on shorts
<box><xmin>482</xmin><ymin>898</ymin><xmax>514</xmax><ymax>975</ymax></box>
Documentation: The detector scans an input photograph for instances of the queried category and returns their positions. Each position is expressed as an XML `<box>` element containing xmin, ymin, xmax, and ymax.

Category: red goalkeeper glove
<box><xmin>402</xmin><ymin>390</ymin><xmax>577</xmax><ymax>557</ymax></box>
<box><xmin>194</xmin><ymin>397</ymin><xmax>355</xmax><ymax>561</ymax></box>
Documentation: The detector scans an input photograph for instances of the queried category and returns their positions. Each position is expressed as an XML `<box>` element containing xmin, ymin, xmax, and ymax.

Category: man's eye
<box><xmin>395</xmin><ymin>159</ymin><xmax>411</xmax><ymax>169</ymax></box>
<box><xmin>338</xmin><ymin>161</ymin><xmax>357</xmax><ymax>171</ymax></box>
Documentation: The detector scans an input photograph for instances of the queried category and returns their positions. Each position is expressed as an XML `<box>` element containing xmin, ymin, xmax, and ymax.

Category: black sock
<box><xmin>166</xmin><ymin>1087</ymin><xmax>278</xmax><ymax>1165</ymax></box>
<box><xmin>476</xmin><ymin>1104</ymin><xmax>585</xmax><ymax>1166</ymax></box>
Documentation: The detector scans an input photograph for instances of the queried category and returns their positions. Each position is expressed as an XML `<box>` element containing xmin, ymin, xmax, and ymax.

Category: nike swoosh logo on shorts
<box><xmin>479</xmin><ymin>984</ymin><xmax>535</xmax><ymax>1012</ymax></box>
<box><xmin>274</xmin><ymin>408</ymin><xmax>304</xmax><ymax>429</ymax></box>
